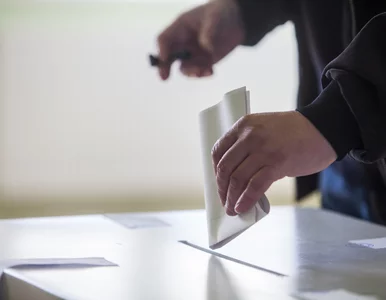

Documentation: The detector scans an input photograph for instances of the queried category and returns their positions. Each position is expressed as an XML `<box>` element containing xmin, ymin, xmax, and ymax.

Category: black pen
<box><xmin>149</xmin><ymin>50</ymin><xmax>192</xmax><ymax>67</ymax></box>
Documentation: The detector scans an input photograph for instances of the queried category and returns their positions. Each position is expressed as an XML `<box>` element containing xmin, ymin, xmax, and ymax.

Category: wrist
<box><xmin>297</xmin><ymin>81</ymin><xmax>363</xmax><ymax>160</ymax></box>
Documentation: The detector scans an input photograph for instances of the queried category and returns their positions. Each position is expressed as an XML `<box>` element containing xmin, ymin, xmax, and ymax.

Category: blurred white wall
<box><xmin>0</xmin><ymin>0</ymin><xmax>298</xmax><ymax>215</ymax></box>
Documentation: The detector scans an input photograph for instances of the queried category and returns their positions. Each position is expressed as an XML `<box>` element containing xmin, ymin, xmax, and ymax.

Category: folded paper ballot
<box><xmin>0</xmin><ymin>257</ymin><xmax>116</xmax><ymax>269</ymax></box>
<box><xmin>0</xmin><ymin>257</ymin><xmax>117</xmax><ymax>278</ymax></box>
<box><xmin>199</xmin><ymin>87</ymin><xmax>270</xmax><ymax>249</ymax></box>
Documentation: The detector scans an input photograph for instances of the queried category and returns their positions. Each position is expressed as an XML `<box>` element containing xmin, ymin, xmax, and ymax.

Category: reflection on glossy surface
<box><xmin>292</xmin><ymin>208</ymin><xmax>386</xmax><ymax>297</ymax></box>
<box><xmin>0</xmin><ymin>208</ymin><xmax>385</xmax><ymax>299</ymax></box>
<box><xmin>195</xmin><ymin>207</ymin><xmax>298</xmax><ymax>276</ymax></box>
<box><xmin>293</xmin><ymin>265</ymin><xmax>386</xmax><ymax>299</ymax></box>
<box><xmin>206</xmin><ymin>256</ymin><xmax>240</xmax><ymax>300</ymax></box>
<box><xmin>2</xmin><ymin>209</ymin><xmax>294</xmax><ymax>299</ymax></box>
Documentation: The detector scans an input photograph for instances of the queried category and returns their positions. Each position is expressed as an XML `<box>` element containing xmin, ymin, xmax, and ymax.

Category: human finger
<box><xmin>234</xmin><ymin>166</ymin><xmax>276</xmax><ymax>215</ymax></box>
<box><xmin>216</xmin><ymin>139</ymin><xmax>249</xmax><ymax>208</ymax></box>
<box><xmin>180</xmin><ymin>63</ymin><xmax>213</xmax><ymax>77</ymax></box>
<box><xmin>212</xmin><ymin>129</ymin><xmax>238</xmax><ymax>176</ymax></box>
<box><xmin>179</xmin><ymin>46</ymin><xmax>213</xmax><ymax>77</ymax></box>
<box><xmin>157</xmin><ymin>15</ymin><xmax>193</xmax><ymax>80</ymax></box>
<box><xmin>225</xmin><ymin>154</ymin><xmax>263</xmax><ymax>216</ymax></box>
<box><xmin>157</xmin><ymin>31</ymin><xmax>174</xmax><ymax>80</ymax></box>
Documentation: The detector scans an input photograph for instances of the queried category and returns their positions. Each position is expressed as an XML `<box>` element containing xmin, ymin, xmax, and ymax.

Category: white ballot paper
<box><xmin>0</xmin><ymin>257</ymin><xmax>116</xmax><ymax>276</ymax></box>
<box><xmin>349</xmin><ymin>236</ymin><xmax>386</xmax><ymax>249</ymax></box>
<box><xmin>199</xmin><ymin>86</ymin><xmax>270</xmax><ymax>249</ymax></box>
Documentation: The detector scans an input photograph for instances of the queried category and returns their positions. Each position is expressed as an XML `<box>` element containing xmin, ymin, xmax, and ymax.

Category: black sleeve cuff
<box><xmin>297</xmin><ymin>80</ymin><xmax>363</xmax><ymax>160</ymax></box>
<box><xmin>235</xmin><ymin>0</ymin><xmax>264</xmax><ymax>46</ymax></box>
<box><xmin>235</xmin><ymin>0</ymin><xmax>293</xmax><ymax>46</ymax></box>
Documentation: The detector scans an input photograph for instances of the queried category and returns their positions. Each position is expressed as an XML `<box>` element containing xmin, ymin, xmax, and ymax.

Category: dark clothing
<box><xmin>235</xmin><ymin>0</ymin><xmax>386</xmax><ymax>224</ymax></box>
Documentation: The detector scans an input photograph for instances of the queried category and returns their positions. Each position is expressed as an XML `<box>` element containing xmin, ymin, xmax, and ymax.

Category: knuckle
<box><xmin>216</xmin><ymin>172</ymin><xmax>228</xmax><ymax>185</ymax></box>
<box><xmin>249</xmin><ymin>175</ymin><xmax>268</xmax><ymax>193</ymax></box>
<box><xmin>216</xmin><ymin>162</ymin><xmax>228</xmax><ymax>177</ymax></box>
<box><xmin>273</xmin><ymin>151</ymin><xmax>286</xmax><ymax>164</ymax></box>
<box><xmin>217</xmin><ymin>186</ymin><xmax>226</xmax><ymax>195</ymax></box>
<box><xmin>265</xmin><ymin>169</ymin><xmax>277</xmax><ymax>181</ymax></box>
<box><xmin>247</xmin><ymin>181</ymin><xmax>261</xmax><ymax>195</ymax></box>
<box><xmin>236</xmin><ymin>118</ymin><xmax>263</xmax><ymax>142</ymax></box>
<box><xmin>244</xmin><ymin>128</ymin><xmax>270</xmax><ymax>152</ymax></box>
<box><xmin>250</xmin><ymin>124</ymin><xmax>265</xmax><ymax>137</ymax></box>
<box><xmin>229</xmin><ymin>173</ymin><xmax>243</xmax><ymax>189</ymax></box>
<box><xmin>241</xmin><ymin>129</ymin><xmax>258</xmax><ymax>149</ymax></box>
<box><xmin>243</xmin><ymin>129</ymin><xmax>255</xmax><ymax>142</ymax></box>
<box><xmin>236</xmin><ymin>115</ymin><xmax>252</xmax><ymax>131</ymax></box>
<box><xmin>229</xmin><ymin>178</ymin><xmax>239</xmax><ymax>189</ymax></box>
<box><xmin>266</xmin><ymin>167</ymin><xmax>282</xmax><ymax>181</ymax></box>
<box><xmin>241</xmin><ymin>114</ymin><xmax>253</xmax><ymax>125</ymax></box>
<box><xmin>240</xmin><ymin>191</ymin><xmax>256</xmax><ymax>205</ymax></box>
<box><xmin>157</xmin><ymin>32</ymin><xmax>168</xmax><ymax>45</ymax></box>
<box><xmin>211</xmin><ymin>142</ymin><xmax>220</xmax><ymax>162</ymax></box>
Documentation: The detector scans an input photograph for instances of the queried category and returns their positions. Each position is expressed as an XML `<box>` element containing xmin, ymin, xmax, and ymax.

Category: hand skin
<box><xmin>156</xmin><ymin>0</ymin><xmax>245</xmax><ymax>80</ymax></box>
<box><xmin>211</xmin><ymin>111</ymin><xmax>337</xmax><ymax>216</ymax></box>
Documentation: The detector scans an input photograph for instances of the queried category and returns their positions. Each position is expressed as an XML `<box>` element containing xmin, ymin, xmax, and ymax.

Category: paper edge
<box><xmin>200</xmin><ymin>86</ymin><xmax>270</xmax><ymax>249</ymax></box>
<box><xmin>198</xmin><ymin>86</ymin><xmax>247</xmax><ymax>117</ymax></box>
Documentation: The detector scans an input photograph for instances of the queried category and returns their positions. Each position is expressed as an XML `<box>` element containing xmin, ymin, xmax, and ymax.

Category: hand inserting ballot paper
<box><xmin>199</xmin><ymin>87</ymin><xmax>270</xmax><ymax>249</ymax></box>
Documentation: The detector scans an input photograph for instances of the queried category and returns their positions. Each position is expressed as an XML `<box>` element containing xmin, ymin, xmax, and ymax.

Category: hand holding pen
<box><xmin>149</xmin><ymin>0</ymin><xmax>245</xmax><ymax>80</ymax></box>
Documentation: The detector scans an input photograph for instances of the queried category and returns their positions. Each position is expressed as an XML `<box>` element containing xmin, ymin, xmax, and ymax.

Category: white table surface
<box><xmin>0</xmin><ymin>207</ymin><xmax>385</xmax><ymax>300</ymax></box>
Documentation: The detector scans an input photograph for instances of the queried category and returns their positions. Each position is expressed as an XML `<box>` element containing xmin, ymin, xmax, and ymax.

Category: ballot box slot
<box><xmin>179</xmin><ymin>240</ymin><xmax>287</xmax><ymax>277</ymax></box>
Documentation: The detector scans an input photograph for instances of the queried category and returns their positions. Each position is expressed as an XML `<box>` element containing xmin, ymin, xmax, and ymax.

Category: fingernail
<box><xmin>189</xmin><ymin>67</ymin><xmax>200</xmax><ymax>77</ymax></box>
<box><xmin>235</xmin><ymin>200</ymin><xmax>252</xmax><ymax>215</ymax></box>
<box><xmin>234</xmin><ymin>204</ymin><xmax>241</xmax><ymax>214</ymax></box>
<box><xmin>159</xmin><ymin>69</ymin><xmax>168</xmax><ymax>80</ymax></box>
<box><xmin>226</xmin><ymin>207</ymin><xmax>237</xmax><ymax>216</ymax></box>
<box><xmin>234</xmin><ymin>198</ymin><xmax>244</xmax><ymax>214</ymax></box>
<box><xmin>203</xmin><ymin>70</ymin><xmax>211</xmax><ymax>77</ymax></box>
<box><xmin>225</xmin><ymin>201</ymin><xmax>236</xmax><ymax>216</ymax></box>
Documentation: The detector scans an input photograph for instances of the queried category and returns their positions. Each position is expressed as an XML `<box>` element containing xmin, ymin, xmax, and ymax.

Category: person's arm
<box><xmin>235</xmin><ymin>0</ymin><xmax>295</xmax><ymax>46</ymax></box>
<box><xmin>297</xmin><ymin>13</ymin><xmax>386</xmax><ymax>163</ymax></box>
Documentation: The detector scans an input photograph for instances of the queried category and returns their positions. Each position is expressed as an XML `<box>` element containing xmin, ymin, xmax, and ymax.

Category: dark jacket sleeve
<box><xmin>235</xmin><ymin>0</ymin><xmax>294</xmax><ymax>46</ymax></box>
<box><xmin>297</xmin><ymin>13</ymin><xmax>386</xmax><ymax>163</ymax></box>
